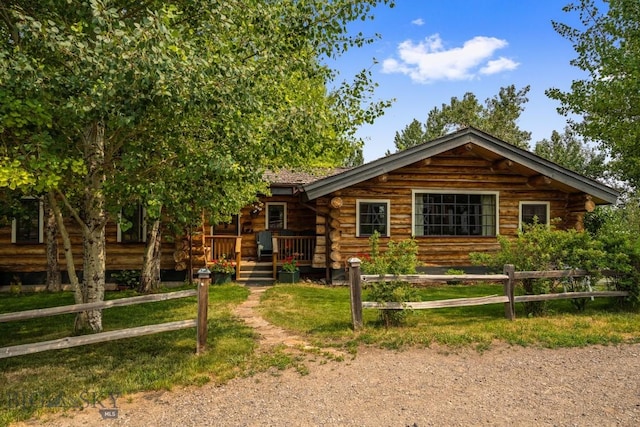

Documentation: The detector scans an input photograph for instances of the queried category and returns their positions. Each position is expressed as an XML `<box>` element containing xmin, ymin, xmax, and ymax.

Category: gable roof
<box><xmin>301</xmin><ymin>127</ymin><xmax>619</xmax><ymax>204</ymax></box>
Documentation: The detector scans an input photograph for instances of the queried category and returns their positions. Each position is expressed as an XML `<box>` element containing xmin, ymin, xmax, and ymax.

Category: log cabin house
<box><xmin>0</xmin><ymin>127</ymin><xmax>619</xmax><ymax>286</ymax></box>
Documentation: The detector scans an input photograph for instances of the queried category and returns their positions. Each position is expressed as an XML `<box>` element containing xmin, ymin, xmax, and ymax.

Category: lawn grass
<box><xmin>258</xmin><ymin>283</ymin><xmax>640</xmax><ymax>352</ymax></box>
<box><xmin>0</xmin><ymin>284</ymin><xmax>265</xmax><ymax>426</ymax></box>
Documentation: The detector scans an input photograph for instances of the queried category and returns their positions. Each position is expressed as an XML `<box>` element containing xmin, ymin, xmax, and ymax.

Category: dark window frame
<box><xmin>357</xmin><ymin>199</ymin><xmax>390</xmax><ymax>237</ymax></box>
<box><xmin>519</xmin><ymin>202</ymin><xmax>550</xmax><ymax>228</ymax></box>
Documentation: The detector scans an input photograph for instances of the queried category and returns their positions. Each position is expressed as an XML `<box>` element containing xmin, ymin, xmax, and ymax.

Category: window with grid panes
<box><xmin>414</xmin><ymin>192</ymin><xmax>497</xmax><ymax>236</ymax></box>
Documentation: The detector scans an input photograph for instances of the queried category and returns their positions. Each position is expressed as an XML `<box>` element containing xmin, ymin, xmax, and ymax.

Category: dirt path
<box><xmin>14</xmin><ymin>287</ymin><xmax>640</xmax><ymax>427</ymax></box>
<box><xmin>233</xmin><ymin>286</ymin><xmax>313</xmax><ymax>348</ymax></box>
<box><xmin>233</xmin><ymin>286</ymin><xmax>345</xmax><ymax>358</ymax></box>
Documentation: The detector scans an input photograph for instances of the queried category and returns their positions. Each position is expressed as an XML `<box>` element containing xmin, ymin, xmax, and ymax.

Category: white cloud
<box><xmin>480</xmin><ymin>57</ymin><xmax>520</xmax><ymax>74</ymax></box>
<box><xmin>411</xmin><ymin>18</ymin><xmax>424</xmax><ymax>26</ymax></box>
<box><xmin>381</xmin><ymin>34</ymin><xmax>518</xmax><ymax>83</ymax></box>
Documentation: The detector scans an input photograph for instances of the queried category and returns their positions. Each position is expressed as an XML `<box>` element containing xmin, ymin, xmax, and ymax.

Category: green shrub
<box><xmin>470</xmin><ymin>220</ymin><xmax>607</xmax><ymax>315</ymax></box>
<box><xmin>359</xmin><ymin>231</ymin><xmax>419</xmax><ymax>276</ymax></box>
<box><xmin>111</xmin><ymin>270</ymin><xmax>140</xmax><ymax>289</ymax></box>
<box><xmin>359</xmin><ymin>231</ymin><xmax>420</xmax><ymax>326</ymax></box>
<box><xmin>366</xmin><ymin>280</ymin><xmax>419</xmax><ymax>327</ymax></box>
<box><xmin>592</xmin><ymin>198</ymin><xmax>640</xmax><ymax>306</ymax></box>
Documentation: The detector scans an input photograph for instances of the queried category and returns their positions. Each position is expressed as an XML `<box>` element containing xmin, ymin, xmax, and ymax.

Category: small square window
<box><xmin>357</xmin><ymin>200</ymin><xmax>389</xmax><ymax>237</ymax></box>
<box><xmin>520</xmin><ymin>202</ymin><xmax>549</xmax><ymax>227</ymax></box>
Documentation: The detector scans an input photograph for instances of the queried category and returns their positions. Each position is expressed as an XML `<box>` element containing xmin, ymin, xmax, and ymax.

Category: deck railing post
<box><xmin>349</xmin><ymin>258</ymin><xmax>363</xmax><ymax>330</ymax></box>
<box><xmin>503</xmin><ymin>264</ymin><xmax>516</xmax><ymax>320</ymax></box>
<box><xmin>272</xmin><ymin>237</ymin><xmax>279</xmax><ymax>279</ymax></box>
<box><xmin>235</xmin><ymin>237</ymin><xmax>242</xmax><ymax>280</ymax></box>
<box><xmin>196</xmin><ymin>268</ymin><xmax>210</xmax><ymax>354</ymax></box>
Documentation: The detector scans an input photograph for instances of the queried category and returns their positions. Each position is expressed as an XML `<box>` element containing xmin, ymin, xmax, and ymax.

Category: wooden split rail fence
<box><xmin>348</xmin><ymin>259</ymin><xmax>629</xmax><ymax>330</ymax></box>
<box><xmin>0</xmin><ymin>279</ymin><xmax>212</xmax><ymax>359</ymax></box>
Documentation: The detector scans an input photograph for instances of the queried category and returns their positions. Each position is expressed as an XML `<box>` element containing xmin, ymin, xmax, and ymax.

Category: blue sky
<box><xmin>333</xmin><ymin>1</ymin><xmax>590</xmax><ymax>162</ymax></box>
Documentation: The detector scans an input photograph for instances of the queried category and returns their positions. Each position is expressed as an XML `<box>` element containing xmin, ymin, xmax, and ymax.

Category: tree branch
<box><xmin>55</xmin><ymin>189</ymin><xmax>89</xmax><ymax>236</ymax></box>
<box><xmin>0</xmin><ymin>2</ymin><xmax>21</xmax><ymax>46</ymax></box>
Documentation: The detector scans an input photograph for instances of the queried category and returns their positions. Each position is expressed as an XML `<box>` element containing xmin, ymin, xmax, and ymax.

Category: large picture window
<box><xmin>520</xmin><ymin>202</ymin><xmax>549</xmax><ymax>228</ymax></box>
<box><xmin>11</xmin><ymin>198</ymin><xmax>44</xmax><ymax>244</ymax></box>
<box><xmin>413</xmin><ymin>191</ymin><xmax>497</xmax><ymax>236</ymax></box>
<box><xmin>357</xmin><ymin>200</ymin><xmax>390</xmax><ymax>237</ymax></box>
<box><xmin>266</xmin><ymin>202</ymin><xmax>286</xmax><ymax>230</ymax></box>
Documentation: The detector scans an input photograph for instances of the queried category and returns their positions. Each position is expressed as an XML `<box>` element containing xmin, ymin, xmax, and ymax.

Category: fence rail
<box><xmin>0</xmin><ymin>289</ymin><xmax>197</xmax><ymax>323</ymax></box>
<box><xmin>361</xmin><ymin>273</ymin><xmax>509</xmax><ymax>283</ymax></box>
<box><xmin>362</xmin><ymin>295</ymin><xmax>510</xmax><ymax>310</ymax></box>
<box><xmin>349</xmin><ymin>259</ymin><xmax>629</xmax><ymax>330</ymax></box>
<box><xmin>1</xmin><ymin>320</ymin><xmax>197</xmax><ymax>359</ymax></box>
<box><xmin>0</xmin><ymin>282</ymin><xmax>211</xmax><ymax>359</ymax></box>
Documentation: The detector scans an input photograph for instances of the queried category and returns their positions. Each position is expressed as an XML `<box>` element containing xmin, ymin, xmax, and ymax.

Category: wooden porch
<box><xmin>202</xmin><ymin>234</ymin><xmax>316</xmax><ymax>281</ymax></box>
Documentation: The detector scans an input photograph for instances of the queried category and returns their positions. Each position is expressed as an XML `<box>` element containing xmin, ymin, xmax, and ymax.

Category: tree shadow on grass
<box><xmin>0</xmin><ymin>313</ymin><xmax>257</xmax><ymax>425</ymax></box>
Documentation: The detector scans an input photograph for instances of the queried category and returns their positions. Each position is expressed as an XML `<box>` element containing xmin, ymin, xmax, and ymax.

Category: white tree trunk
<box><xmin>80</xmin><ymin>225</ymin><xmax>105</xmax><ymax>332</ymax></box>
<box><xmin>48</xmin><ymin>191</ymin><xmax>83</xmax><ymax>304</ymax></box>
<box><xmin>139</xmin><ymin>217</ymin><xmax>162</xmax><ymax>293</ymax></box>
<box><xmin>76</xmin><ymin>120</ymin><xmax>107</xmax><ymax>333</ymax></box>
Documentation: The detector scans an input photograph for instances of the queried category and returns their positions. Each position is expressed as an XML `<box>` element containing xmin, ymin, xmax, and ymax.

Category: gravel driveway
<box><xmin>18</xmin><ymin>344</ymin><xmax>640</xmax><ymax>427</ymax></box>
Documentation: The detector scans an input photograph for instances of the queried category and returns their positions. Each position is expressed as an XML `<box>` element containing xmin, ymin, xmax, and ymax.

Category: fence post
<box><xmin>503</xmin><ymin>264</ymin><xmax>515</xmax><ymax>320</ymax></box>
<box><xmin>349</xmin><ymin>258</ymin><xmax>363</xmax><ymax>331</ymax></box>
<box><xmin>196</xmin><ymin>268</ymin><xmax>211</xmax><ymax>354</ymax></box>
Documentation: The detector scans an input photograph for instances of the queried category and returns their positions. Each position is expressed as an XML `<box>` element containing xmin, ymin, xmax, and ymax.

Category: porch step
<box><xmin>238</xmin><ymin>261</ymin><xmax>275</xmax><ymax>285</ymax></box>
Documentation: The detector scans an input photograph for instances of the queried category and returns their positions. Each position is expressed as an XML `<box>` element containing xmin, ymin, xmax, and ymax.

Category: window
<box><xmin>357</xmin><ymin>200</ymin><xmax>390</xmax><ymax>237</ymax></box>
<box><xmin>266</xmin><ymin>203</ymin><xmax>286</xmax><ymax>230</ymax></box>
<box><xmin>413</xmin><ymin>191</ymin><xmax>497</xmax><ymax>236</ymax></box>
<box><xmin>11</xmin><ymin>198</ymin><xmax>44</xmax><ymax>244</ymax></box>
<box><xmin>519</xmin><ymin>202</ymin><xmax>549</xmax><ymax>228</ymax></box>
<box><xmin>117</xmin><ymin>204</ymin><xmax>146</xmax><ymax>243</ymax></box>
<box><xmin>211</xmin><ymin>215</ymin><xmax>239</xmax><ymax>235</ymax></box>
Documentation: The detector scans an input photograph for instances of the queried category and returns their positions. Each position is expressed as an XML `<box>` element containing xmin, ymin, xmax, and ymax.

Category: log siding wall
<box><xmin>318</xmin><ymin>152</ymin><xmax>590</xmax><ymax>268</ymax></box>
<box><xmin>0</xmin><ymin>217</ymin><xmax>175</xmax><ymax>276</ymax></box>
<box><xmin>0</xmin><ymin>150</ymin><xmax>601</xmax><ymax>281</ymax></box>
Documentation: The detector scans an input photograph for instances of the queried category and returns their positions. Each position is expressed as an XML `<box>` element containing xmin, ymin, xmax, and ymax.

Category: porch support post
<box><xmin>234</xmin><ymin>237</ymin><xmax>242</xmax><ymax>279</ymax></box>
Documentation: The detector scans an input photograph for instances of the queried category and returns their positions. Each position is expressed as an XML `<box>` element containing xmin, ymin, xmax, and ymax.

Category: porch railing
<box><xmin>203</xmin><ymin>235</ymin><xmax>242</xmax><ymax>273</ymax></box>
<box><xmin>272</xmin><ymin>236</ymin><xmax>316</xmax><ymax>278</ymax></box>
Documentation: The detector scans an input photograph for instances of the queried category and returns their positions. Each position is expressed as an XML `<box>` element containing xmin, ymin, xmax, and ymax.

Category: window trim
<box><xmin>117</xmin><ymin>205</ymin><xmax>147</xmax><ymax>243</ymax></box>
<box><xmin>519</xmin><ymin>201</ymin><xmax>550</xmax><ymax>228</ymax></box>
<box><xmin>265</xmin><ymin>202</ymin><xmax>287</xmax><ymax>230</ymax></box>
<box><xmin>411</xmin><ymin>189</ymin><xmax>500</xmax><ymax>237</ymax></box>
<box><xmin>356</xmin><ymin>199</ymin><xmax>391</xmax><ymax>237</ymax></box>
<box><xmin>11</xmin><ymin>197</ymin><xmax>44</xmax><ymax>244</ymax></box>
